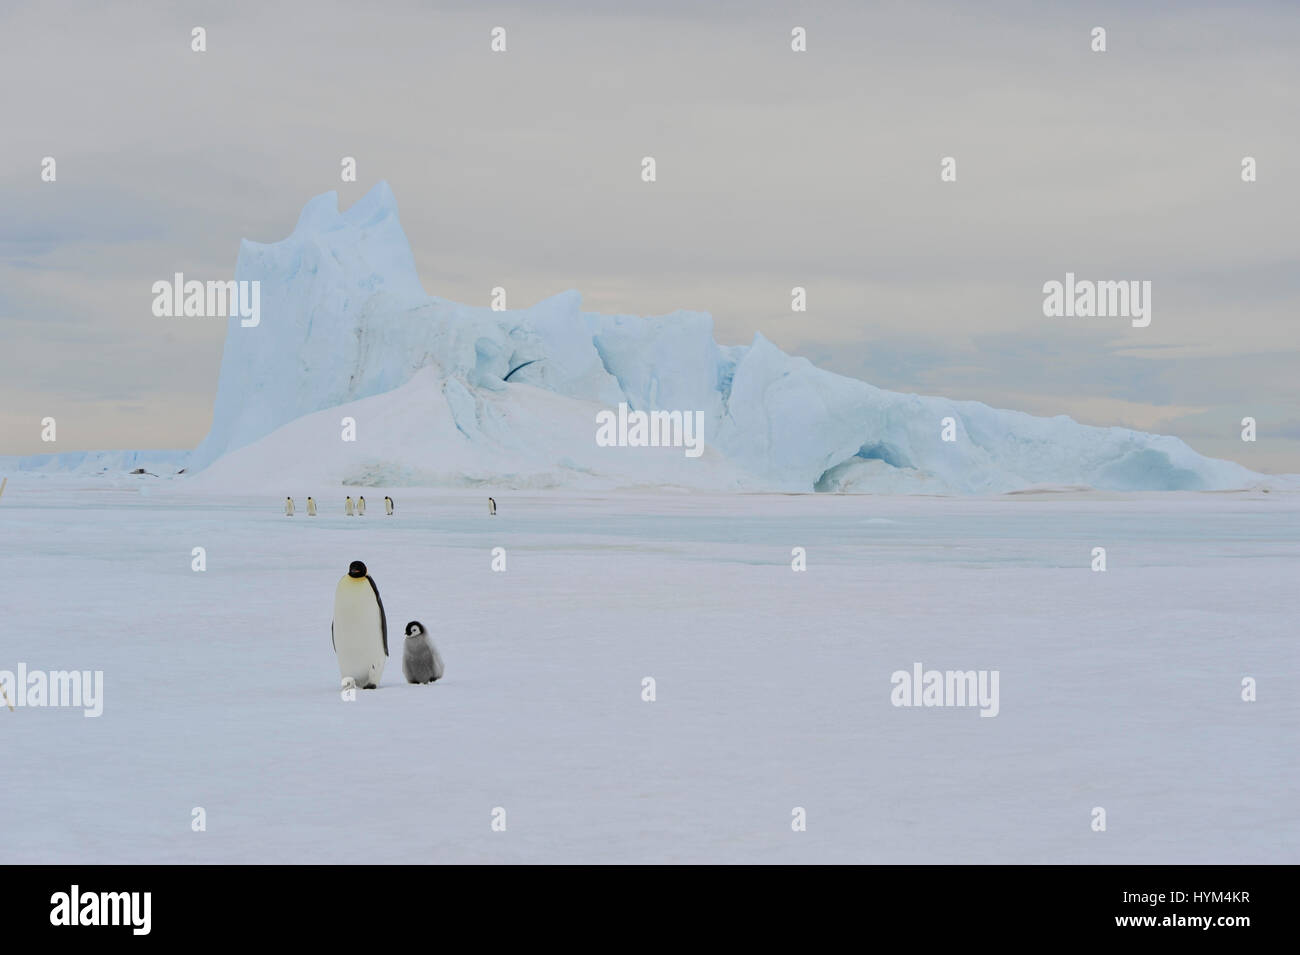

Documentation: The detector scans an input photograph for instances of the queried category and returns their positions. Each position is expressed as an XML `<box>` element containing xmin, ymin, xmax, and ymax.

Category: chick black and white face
<box><xmin>405</xmin><ymin>621</ymin><xmax>424</xmax><ymax>638</ymax></box>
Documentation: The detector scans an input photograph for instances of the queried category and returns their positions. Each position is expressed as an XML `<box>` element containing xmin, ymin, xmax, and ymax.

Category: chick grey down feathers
<box><xmin>402</xmin><ymin>621</ymin><xmax>445</xmax><ymax>684</ymax></box>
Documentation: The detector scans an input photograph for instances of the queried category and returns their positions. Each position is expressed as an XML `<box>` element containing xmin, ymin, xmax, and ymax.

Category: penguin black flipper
<box><xmin>367</xmin><ymin>575</ymin><xmax>388</xmax><ymax>656</ymax></box>
<box><xmin>331</xmin><ymin>620</ymin><xmax>335</xmax><ymax>652</ymax></box>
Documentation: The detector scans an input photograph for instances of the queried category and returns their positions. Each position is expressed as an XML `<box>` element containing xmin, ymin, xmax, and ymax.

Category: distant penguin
<box><xmin>384</xmin><ymin>496</ymin><xmax>394</xmax><ymax>516</ymax></box>
<box><xmin>306</xmin><ymin>496</ymin><xmax>317</xmax><ymax>516</ymax></box>
<box><xmin>285</xmin><ymin>496</ymin><xmax>295</xmax><ymax>516</ymax></box>
<box><xmin>358</xmin><ymin>495</ymin><xmax>366</xmax><ymax>516</ymax></box>
<box><xmin>346</xmin><ymin>496</ymin><xmax>355</xmax><ymax>516</ymax></box>
<box><xmin>488</xmin><ymin>496</ymin><xmax>497</xmax><ymax>516</ymax></box>
<box><xmin>402</xmin><ymin>621</ymin><xmax>444</xmax><ymax>685</ymax></box>
<box><xmin>332</xmin><ymin>560</ymin><xmax>387</xmax><ymax>689</ymax></box>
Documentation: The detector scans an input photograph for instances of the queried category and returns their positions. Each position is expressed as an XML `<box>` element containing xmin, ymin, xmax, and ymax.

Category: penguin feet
<box><xmin>362</xmin><ymin>683</ymin><xmax>377</xmax><ymax>690</ymax></box>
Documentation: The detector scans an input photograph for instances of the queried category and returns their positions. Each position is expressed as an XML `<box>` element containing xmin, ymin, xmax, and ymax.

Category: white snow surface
<box><xmin>2</xmin><ymin>483</ymin><xmax>1297</xmax><ymax>863</ymax></box>
<box><xmin>4</xmin><ymin>181</ymin><xmax>1284</xmax><ymax>493</ymax></box>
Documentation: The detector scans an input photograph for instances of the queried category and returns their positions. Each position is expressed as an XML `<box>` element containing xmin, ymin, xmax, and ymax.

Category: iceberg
<box><xmin>6</xmin><ymin>181</ymin><xmax>1280</xmax><ymax>493</ymax></box>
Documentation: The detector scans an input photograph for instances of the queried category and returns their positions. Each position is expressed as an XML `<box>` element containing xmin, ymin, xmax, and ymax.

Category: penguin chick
<box><xmin>402</xmin><ymin>621</ymin><xmax>445</xmax><ymax>685</ymax></box>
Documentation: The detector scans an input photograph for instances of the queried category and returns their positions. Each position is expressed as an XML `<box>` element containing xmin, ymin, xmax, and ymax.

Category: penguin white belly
<box><xmin>333</xmin><ymin>581</ymin><xmax>386</xmax><ymax>685</ymax></box>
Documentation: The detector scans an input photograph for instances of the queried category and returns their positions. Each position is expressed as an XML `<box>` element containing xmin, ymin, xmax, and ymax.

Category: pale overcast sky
<box><xmin>2</xmin><ymin>0</ymin><xmax>1297</xmax><ymax>471</ymax></box>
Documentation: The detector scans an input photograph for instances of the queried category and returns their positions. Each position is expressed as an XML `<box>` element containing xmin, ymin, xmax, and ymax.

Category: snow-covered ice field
<box><xmin>2</xmin><ymin>482</ymin><xmax>1297</xmax><ymax>863</ymax></box>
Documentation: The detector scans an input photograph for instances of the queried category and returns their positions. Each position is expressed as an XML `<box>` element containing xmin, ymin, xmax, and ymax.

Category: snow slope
<box><xmin>5</xmin><ymin>181</ymin><xmax>1281</xmax><ymax>493</ymax></box>
<box><xmin>194</xmin><ymin>367</ymin><xmax>752</xmax><ymax>491</ymax></box>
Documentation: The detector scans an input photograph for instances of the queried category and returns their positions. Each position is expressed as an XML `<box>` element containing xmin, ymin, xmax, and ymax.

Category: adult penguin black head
<box><xmin>348</xmin><ymin>560</ymin><xmax>368</xmax><ymax>578</ymax></box>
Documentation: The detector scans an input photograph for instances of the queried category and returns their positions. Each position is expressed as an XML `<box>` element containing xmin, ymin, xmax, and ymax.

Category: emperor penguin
<box><xmin>384</xmin><ymin>496</ymin><xmax>394</xmax><ymax>516</ymax></box>
<box><xmin>285</xmin><ymin>496</ymin><xmax>295</xmax><ymax>516</ymax></box>
<box><xmin>402</xmin><ymin>621</ymin><xmax>444</xmax><ymax>684</ymax></box>
<box><xmin>488</xmin><ymin>496</ymin><xmax>497</xmax><ymax>516</ymax></box>
<box><xmin>345</xmin><ymin>496</ymin><xmax>355</xmax><ymax>516</ymax></box>
<box><xmin>357</xmin><ymin>495</ymin><xmax>366</xmax><ymax>516</ymax></box>
<box><xmin>306</xmin><ymin>496</ymin><xmax>317</xmax><ymax>516</ymax></box>
<box><xmin>332</xmin><ymin>560</ymin><xmax>387</xmax><ymax>689</ymax></box>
